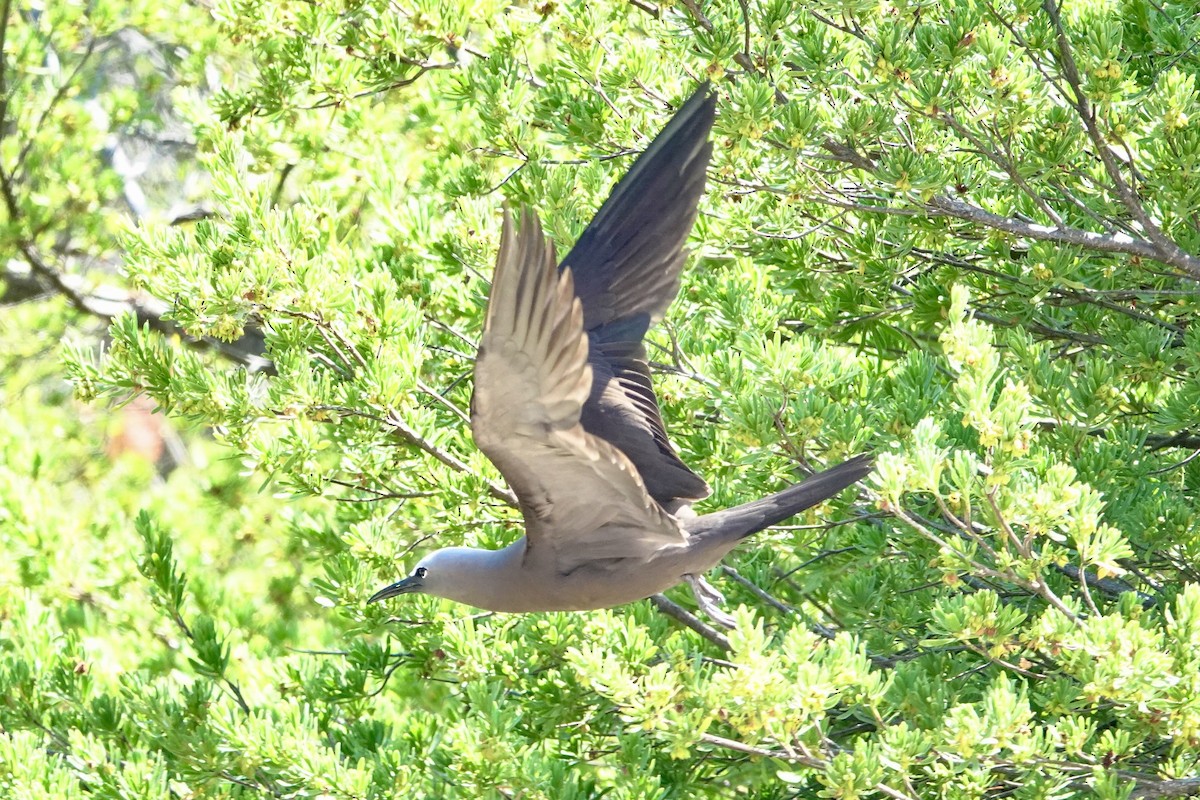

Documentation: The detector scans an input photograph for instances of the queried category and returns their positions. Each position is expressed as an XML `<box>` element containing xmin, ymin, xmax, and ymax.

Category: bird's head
<box><xmin>367</xmin><ymin>546</ymin><xmax>503</xmax><ymax>606</ymax></box>
<box><xmin>368</xmin><ymin>553</ymin><xmax>437</xmax><ymax>604</ymax></box>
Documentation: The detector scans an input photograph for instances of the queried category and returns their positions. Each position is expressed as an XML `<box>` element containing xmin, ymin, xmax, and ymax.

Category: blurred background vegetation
<box><xmin>3</xmin><ymin>0</ymin><xmax>1200</xmax><ymax>797</ymax></box>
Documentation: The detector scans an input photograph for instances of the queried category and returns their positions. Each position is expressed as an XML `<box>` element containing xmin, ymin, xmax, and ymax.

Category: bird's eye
<box><xmin>415</xmin><ymin>567</ymin><xmax>428</xmax><ymax>579</ymax></box>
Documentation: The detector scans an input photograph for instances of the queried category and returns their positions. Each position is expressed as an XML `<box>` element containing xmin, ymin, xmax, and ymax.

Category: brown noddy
<box><xmin>369</xmin><ymin>85</ymin><xmax>873</xmax><ymax>624</ymax></box>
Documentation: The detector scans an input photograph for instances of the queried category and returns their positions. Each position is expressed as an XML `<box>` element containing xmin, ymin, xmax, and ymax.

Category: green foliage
<box><xmin>4</xmin><ymin>0</ymin><xmax>1200</xmax><ymax>797</ymax></box>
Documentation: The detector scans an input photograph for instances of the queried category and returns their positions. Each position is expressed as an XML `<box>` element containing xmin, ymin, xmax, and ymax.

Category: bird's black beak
<box><xmin>367</xmin><ymin>575</ymin><xmax>423</xmax><ymax>604</ymax></box>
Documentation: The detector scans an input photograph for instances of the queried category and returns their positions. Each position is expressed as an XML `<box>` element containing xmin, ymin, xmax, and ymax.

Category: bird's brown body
<box><xmin>414</xmin><ymin>541</ymin><xmax>703</xmax><ymax>613</ymax></box>
<box><xmin>369</xmin><ymin>85</ymin><xmax>872</xmax><ymax>619</ymax></box>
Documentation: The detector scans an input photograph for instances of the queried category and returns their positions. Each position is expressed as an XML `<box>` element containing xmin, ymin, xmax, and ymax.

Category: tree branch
<box><xmin>2</xmin><ymin>263</ymin><xmax>273</xmax><ymax>372</ymax></box>
<box><xmin>925</xmin><ymin>194</ymin><xmax>1198</xmax><ymax>271</ymax></box>
<box><xmin>1132</xmin><ymin>777</ymin><xmax>1200</xmax><ymax>800</ymax></box>
<box><xmin>384</xmin><ymin>410</ymin><xmax>518</xmax><ymax>507</ymax></box>
<box><xmin>649</xmin><ymin>594</ymin><xmax>731</xmax><ymax>650</ymax></box>
<box><xmin>1041</xmin><ymin>0</ymin><xmax>1199</xmax><ymax>279</ymax></box>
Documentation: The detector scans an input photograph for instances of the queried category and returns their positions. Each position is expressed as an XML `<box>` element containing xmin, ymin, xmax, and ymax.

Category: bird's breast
<box><xmin>504</xmin><ymin>553</ymin><xmax>692</xmax><ymax>612</ymax></box>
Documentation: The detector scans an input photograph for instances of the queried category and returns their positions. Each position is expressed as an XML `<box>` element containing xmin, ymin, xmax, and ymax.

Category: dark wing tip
<box><xmin>559</xmin><ymin>81</ymin><xmax>718</xmax><ymax>333</ymax></box>
<box><xmin>672</xmin><ymin>81</ymin><xmax>717</xmax><ymax>128</ymax></box>
<box><xmin>820</xmin><ymin>452</ymin><xmax>876</xmax><ymax>493</ymax></box>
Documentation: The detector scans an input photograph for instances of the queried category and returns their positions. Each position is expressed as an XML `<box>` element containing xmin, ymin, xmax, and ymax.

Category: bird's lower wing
<box><xmin>471</xmin><ymin>208</ymin><xmax>685</xmax><ymax>569</ymax></box>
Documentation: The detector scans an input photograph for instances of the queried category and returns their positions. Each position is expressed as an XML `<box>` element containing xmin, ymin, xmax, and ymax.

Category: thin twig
<box><xmin>0</xmin><ymin>0</ymin><xmax>12</xmax><ymax>135</ymax></box>
<box><xmin>699</xmin><ymin>734</ymin><xmax>920</xmax><ymax>800</ymax></box>
<box><xmin>385</xmin><ymin>410</ymin><xmax>517</xmax><ymax>506</ymax></box>
<box><xmin>677</xmin><ymin>0</ymin><xmax>713</xmax><ymax>31</ymax></box>
<box><xmin>649</xmin><ymin>594</ymin><xmax>731</xmax><ymax>650</ymax></box>
<box><xmin>626</xmin><ymin>0</ymin><xmax>660</xmax><ymax>17</ymax></box>
<box><xmin>418</xmin><ymin>378</ymin><xmax>471</xmax><ymax>424</ymax></box>
<box><xmin>720</xmin><ymin>566</ymin><xmax>794</xmax><ymax>613</ymax></box>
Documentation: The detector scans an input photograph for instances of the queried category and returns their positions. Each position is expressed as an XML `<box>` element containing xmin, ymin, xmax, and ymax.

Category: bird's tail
<box><xmin>684</xmin><ymin>453</ymin><xmax>874</xmax><ymax>542</ymax></box>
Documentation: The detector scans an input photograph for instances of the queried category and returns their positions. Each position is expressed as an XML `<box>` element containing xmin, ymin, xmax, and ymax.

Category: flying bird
<box><xmin>369</xmin><ymin>85</ymin><xmax>873</xmax><ymax>625</ymax></box>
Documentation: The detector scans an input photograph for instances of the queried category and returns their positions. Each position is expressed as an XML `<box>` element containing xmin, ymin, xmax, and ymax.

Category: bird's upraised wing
<box><xmin>561</xmin><ymin>85</ymin><xmax>715</xmax><ymax>331</ymax></box>
<box><xmin>560</xmin><ymin>85</ymin><xmax>718</xmax><ymax>509</ymax></box>
<box><xmin>471</xmin><ymin>208</ymin><xmax>686</xmax><ymax>570</ymax></box>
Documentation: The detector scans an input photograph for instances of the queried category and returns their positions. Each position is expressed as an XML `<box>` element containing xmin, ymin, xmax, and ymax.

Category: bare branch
<box><xmin>1133</xmin><ymin>777</ymin><xmax>1200</xmax><ymax>800</ymax></box>
<box><xmin>0</xmin><ymin>0</ymin><xmax>13</xmax><ymax>137</ymax></box>
<box><xmin>1042</xmin><ymin>0</ymin><xmax>1200</xmax><ymax>278</ymax></box>
<box><xmin>384</xmin><ymin>410</ymin><xmax>518</xmax><ymax>507</ymax></box>
<box><xmin>676</xmin><ymin>0</ymin><xmax>713</xmax><ymax>32</ymax></box>
<box><xmin>935</xmin><ymin>110</ymin><xmax>1063</xmax><ymax>226</ymax></box>
<box><xmin>649</xmin><ymin>594</ymin><xmax>731</xmax><ymax>650</ymax></box>
<box><xmin>925</xmin><ymin>194</ymin><xmax>1197</xmax><ymax>270</ymax></box>
<box><xmin>626</xmin><ymin>0</ymin><xmax>659</xmax><ymax>18</ymax></box>
<box><xmin>2</xmin><ymin>263</ymin><xmax>273</xmax><ymax>371</ymax></box>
